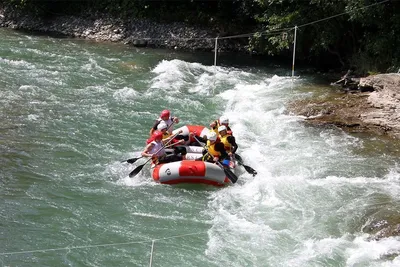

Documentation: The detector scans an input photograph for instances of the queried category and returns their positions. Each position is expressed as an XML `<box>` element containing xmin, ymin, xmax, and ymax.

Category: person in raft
<box><xmin>155</xmin><ymin>121</ymin><xmax>189</xmax><ymax>157</ymax></box>
<box><xmin>209</xmin><ymin>115</ymin><xmax>233</xmax><ymax>135</ymax></box>
<box><xmin>201</xmin><ymin>131</ymin><xmax>230</xmax><ymax>167</ymax></box>
<box><xmin>149</xmin><ymin>109</ymin><xmax>179</xmax><ymax>136</ymax></box>
<box><xmin>217</xmin><ymin>125</ymin><xmax>238</xmax><ymax>158</ymax></box>
<box><xmin>141</xmin><ymin>130</ymin><xmax>186</xmax><ymax>164</ymax></box>
<box><xmin>155</xmin><ymin>121</ymin><xmax>193</xmax><ymax>145</ymax></box>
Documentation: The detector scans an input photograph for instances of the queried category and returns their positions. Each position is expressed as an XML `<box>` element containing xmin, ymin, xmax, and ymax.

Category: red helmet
<box><xmin>152</xmin><ymin>130</ymin><xmax>163</xmax><ymax>140</ymax></box>
<box><xmin>160</xmin><ymin>109</ymin><xmax>170</xmax><ymax>118</ymax></box>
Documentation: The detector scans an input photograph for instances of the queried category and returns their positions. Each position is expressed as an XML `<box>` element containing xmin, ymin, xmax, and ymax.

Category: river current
<box><xmin>1</xmin><ymin>28</ymin><xmax>400</xmax><ymax>267</ymax></box>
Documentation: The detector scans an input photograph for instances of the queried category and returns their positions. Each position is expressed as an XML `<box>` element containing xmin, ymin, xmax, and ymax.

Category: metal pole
<box><xmin>149</xmin><ymin>240</ymin><xmax>155</xmax><ymax>267</ymax></box>
<box><xmin>213</xmin><ymin>37</ymin><xmax>219</xmax><ymax>95</ymax></box>
<box><xmin>214</xmin><ymin>37</ymin><xmax>218</xmax><ymax>66</ymax></box>
<box><xmin>292</xmin><ymin>26</ymin><xmax>297</xmax><ymax>78</ymax></box>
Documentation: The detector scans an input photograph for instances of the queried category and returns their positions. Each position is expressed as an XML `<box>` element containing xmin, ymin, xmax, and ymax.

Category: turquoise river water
<box><xmin>1</xmin><ymin>28</ymin><xmax>400</xmax><ymax>267</ymax></box>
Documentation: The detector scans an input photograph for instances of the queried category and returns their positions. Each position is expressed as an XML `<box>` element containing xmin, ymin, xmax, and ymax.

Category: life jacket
<box><xmin>220</xmin><ymin>134</ymin><xmax>232</xmax><ymax>152</ymax></box>
<box><xmin>205</xmin><ymin>140</ymin><xmax>221</xmax><ymax>158</ymax></box>
<box><xmin>162</xmin><ymin>131</ymin><xmax>171</xmax><ymax>139</ymax></box>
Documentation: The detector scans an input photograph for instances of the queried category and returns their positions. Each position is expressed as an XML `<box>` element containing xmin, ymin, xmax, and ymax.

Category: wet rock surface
<box><xmin>288</xmin><ymin>73</ymin><xmax>400</xmax><ymax>139</ymax></box>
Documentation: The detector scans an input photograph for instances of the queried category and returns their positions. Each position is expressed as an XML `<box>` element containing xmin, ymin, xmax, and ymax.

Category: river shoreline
<box><xmin>0</xmin><ymin>5</ymin><xmax>243</xmax><ymax>52</ymax></box>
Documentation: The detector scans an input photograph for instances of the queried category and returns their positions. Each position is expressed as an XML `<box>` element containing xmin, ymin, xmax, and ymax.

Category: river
<box><xmin>1</xmin><ymin>28</ymin><xmax>400</xmax><ymax>267</ymax></box>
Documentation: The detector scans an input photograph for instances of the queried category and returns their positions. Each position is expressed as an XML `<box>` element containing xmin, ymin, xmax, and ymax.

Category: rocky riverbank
<box><xmin>0</xmin><ymin>5</ymin><xmax>241</xmax><ymax>52</ymax></box>
<box><xmin>288</xmin><ymin>73</ymin><xmax>400</xmax><ymax>139</ymax></box>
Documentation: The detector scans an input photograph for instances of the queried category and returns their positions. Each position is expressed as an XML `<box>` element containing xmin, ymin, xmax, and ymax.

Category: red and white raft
<box><xmin>152</xmin><ymin>160</ymin><xmax>231</xmax><ymax>186</ymax></box>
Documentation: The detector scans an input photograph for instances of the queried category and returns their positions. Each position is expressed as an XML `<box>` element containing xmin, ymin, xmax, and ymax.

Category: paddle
<box><xmin>193</xmin><ymin>136</ymin><xmax>238</xmax><ymax>184</ymax></box>
<box><xmin>122</xmin><ymin>121</ymin><xmax>176</xmax><ymax>164</ymax></box>
<box><xmin>234</xmin><ymin>154</ymin><xmax>257</xmax><ymax>176</ymax></box>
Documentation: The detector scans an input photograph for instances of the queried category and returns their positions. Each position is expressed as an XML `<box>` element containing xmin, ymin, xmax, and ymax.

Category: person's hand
<box><xmin>209</xmin><ymin>122</ymin><xmax>216</xmax><ymax>128</ymax></box>
<box><xmin>174</xmin><ymin>139</ymin><xmax>184</xmax><ymax>145</ymax></box>
<box><xmin>173</xmin><ymin>117</ymin><xmax>179</xmax><ymax>123</ymax></box>
<box><xmin>228</xmin><ymin>152</ymin><xmax>233</xmax><ymax>157</ymax></box>
<box><xmin>213</xmin><ymin>157</ymin><xmax>219</xmax><ymax>162</ymax></box>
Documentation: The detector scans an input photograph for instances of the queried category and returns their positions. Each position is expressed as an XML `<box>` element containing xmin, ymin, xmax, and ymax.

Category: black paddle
<box><xmin>234</xmin><ymin>154</ymin><xmax>257</xmax><ymax>176</ymax></box>
<box><xmin>193</xmin><ymin>136</ymin><xmax>238</xmax><ymax>184</ymax></box>
<box><xmin>122</xmin><ymin>121</ymin><xmax>176</xmax><ymax>164</ymax></box>
<box><xmin>129</xmin><ymin>157</ymin><xmax>152</xmax><ymax>178</ymax></box>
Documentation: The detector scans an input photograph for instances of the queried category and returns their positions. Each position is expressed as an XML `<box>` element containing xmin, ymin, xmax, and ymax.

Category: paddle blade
<box><xmin>243</xmin><ymin>165</ymin><xmax>257</xmax><ymax>176</ymax></box>
<box><xmin>126</xmin><ymin>157</ymin><xmax>141</xmax><ymax>164</ymax></box>
<box><xmin>223</xmin><ymin>168</ymin><xmax>238</xmax><ymax>184</ymax></box>
<box><xmin>234</xmin><ymin>154</ymin><xmax>244</xmax><ymax>163</ymax></box>
<box><xmin>129</xmin><ymin>164</ymin><xmax>145</xmax><ymax>178</ymax></box>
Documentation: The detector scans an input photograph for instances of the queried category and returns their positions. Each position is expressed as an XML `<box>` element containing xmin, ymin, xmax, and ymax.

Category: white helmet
<box><xmin>218</xmin><ymin>125</ymin><xmax>227</xmax><ymax>132</ymax></box>
<box><xmin>157</xmin><ymin>121</ymin><xmax>168</xmax><ymax>131</ymax></box>
<box><xmin>207</xmin><ymin>131</ymin><xmax>218</xmax><ymax>141</ymax></box>
<box><xmin>219</xmin><ymin>116</ymin><xmax>229</xmax><ymax>124</ymax></box>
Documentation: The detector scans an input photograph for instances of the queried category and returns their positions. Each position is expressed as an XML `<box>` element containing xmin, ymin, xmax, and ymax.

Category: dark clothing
<box><xmin>156</xmin><ymin>145</ymin><xmax>186</xmax><ymax>164</ymax></box>
<box><xmin>226</xmin><ymin>135</ymin><xmax>238</xmax><ymax>154</ymax></box>
<box><xmin>202</xmin><ymin>142</ymin><xmax>229</xmax><ymax>162</ymax></box>
<box><xmin>158</xmin><ymin>154</ymin><xmax>183</xmax><ymax>164</ymax></box>
<box><xmin>174</xmin><ymin>135</ymin><xmax>189</xmax><ymax>142</ymax></box>
<box><xmin>173</xmin><ymin>145</ymin><xmax>187</xmax><ymax>156</ymax></box>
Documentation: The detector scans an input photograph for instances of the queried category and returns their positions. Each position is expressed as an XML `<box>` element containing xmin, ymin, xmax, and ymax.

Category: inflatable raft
<box><xmin>152</xmin><ymin>160</ymin><xmax>231</xmax><ymax>186</ymax></box>
<box><xmin>152</xmin><ymin>124</ymin><xmax>237</xmax><ymax>186</ymax></box>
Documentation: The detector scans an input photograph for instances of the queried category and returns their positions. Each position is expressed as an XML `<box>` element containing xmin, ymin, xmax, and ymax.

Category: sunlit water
<box><xmin>1</xmin><ymin>28</ymin><xmax>400</xmax><ymax>267</ymax></box>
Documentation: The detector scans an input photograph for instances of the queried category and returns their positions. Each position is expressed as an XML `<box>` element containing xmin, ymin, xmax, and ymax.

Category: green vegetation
<box><xmin>4</xmin><ymin>0</ymin><xmax>399</xmax><ymax>73</ymax></box>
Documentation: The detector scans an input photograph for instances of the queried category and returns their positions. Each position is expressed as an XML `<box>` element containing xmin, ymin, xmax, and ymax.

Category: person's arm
<box><xmin>209</xmin><ymin>120</ymin><xmax>218</xmax><ymax>130</ymax></box>
<box><xmin>149</xmin><ymin>120</ymin><xmax>160</xmax><ymax>135</ymax></box>
<box><xmin>227</xmin><ymin>136</ymin><xmax>238</xmax><ymax>154</ymax></box>
<box><xmin>141</xmin><ymin>143</ymin><xmax>155</xmax><ymax>158</ymax></box>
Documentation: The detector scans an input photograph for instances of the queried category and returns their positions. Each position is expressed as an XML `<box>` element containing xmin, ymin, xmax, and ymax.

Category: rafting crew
<box><xmin>149</xmin><ymin>109</ymin><xmax>179</xmax><ymax>136</ymax></box>
<box><xmin>145</xmin><ymin>111</ymin><xmax>235</xmax><ymax>167</ymax></box>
